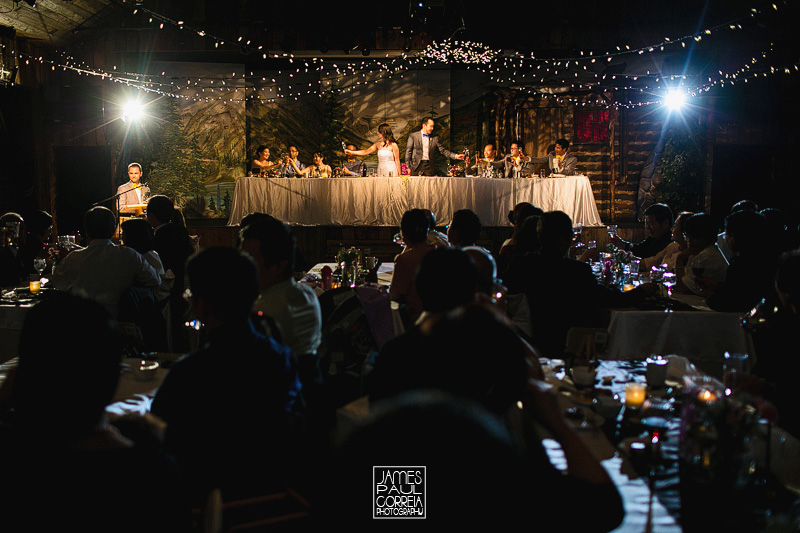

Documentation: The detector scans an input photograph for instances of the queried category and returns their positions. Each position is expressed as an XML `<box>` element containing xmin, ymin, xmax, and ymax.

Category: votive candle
<box><xmin>29</xmin><ymin>280</ymin><xmax>41</xmax><ymax>293</ymax></box>
<box><xmin>625</xmin><ymin>382</ymin><xmax>646</xmax><ymax>409</ymax></box>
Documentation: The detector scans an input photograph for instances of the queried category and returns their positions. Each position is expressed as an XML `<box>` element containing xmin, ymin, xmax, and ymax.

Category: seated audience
<box><xmin>679</xmin><ymin>213</ymin><xmax>728</xmax><ymax>296</ymax></box>
<box><xmin>389</xmin><ymin>209</ymin><xmax>437</xmax><ymax>325</ymax></box>
<box><xmin>447</xmin><ymin>208</ymin><xmax>483</xmax><ymax>248</ymax></box>
<box><xmin>17</xmin><ymin>209</ymin><xmax>52</xmax><ymax>276</ymax></box>
<box><xmin>0</xmin><ymin>293</ymin><xmax>190</xmax><ymax>531</ymax></box>
<box><xmin>239</xmin><ymin>216</ymin><xmax>322</xmax><ymax>389</ymax></box>
<box><xmin>498</xmin><ymin>202</ymin><xmax>543</xmax><ymax>273</ymax></box>
<box><xmin>369</xmin><ymin>247</ymin><xmax>479</xmax><ymax>403</ymax></box>
<box><xmin>717</xmin><ymin>199</ymin><xmax>758</xmax><ymax>262</ymax></box>
<box><xmin>121</xmin><ymin>217</ymin><xmax>173</xmax><ymax>302</ymax></box>
<box><xmin>421</xmin><ymin>208</ymin><xmax>449</xmax><ymax>248</ymax></box>
<box><xmin>150</xmin><ymin>247</ymin><xmax>304</xmax><ymax>496</ymax></box>
<box><xmin>702</xmin><ymin>209</ymin><xmax>779</xmax><ymax>312</ymax></box>
<box><xmin>49</xmin><ymin>206</ymin><xmax>160</xmax><ymax>318</ymax></box>
<box><xmin>147</xmin><ymin>195</ymin><xmax>194</xmax><ymax>351</ymax></box>
<box><xmin>610</xmin><ymin>203</ymin><xmax>673</xmax><ymax>259</ymax></box>
<box><xmin>504</xmin><ymin>211</ymin><xmax>652</xmax><ymax>357</ymax></box>
<box><xmin>641</xmin><ymin>210</ymin><xmax>693</xmax><ymax>272</ymax></box>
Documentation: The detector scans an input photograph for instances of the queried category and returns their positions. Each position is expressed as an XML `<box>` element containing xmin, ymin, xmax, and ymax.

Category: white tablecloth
<box><xmin>227</xmin><ymin>175</ymin><xmax>603</xmax><ymax>227</ymax></box>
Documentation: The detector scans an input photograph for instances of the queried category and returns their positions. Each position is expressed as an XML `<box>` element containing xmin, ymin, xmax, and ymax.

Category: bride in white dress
<box><xmin>343</xmin><ymin>123</ymin><xmax>402</xmax><ymax>177</ymax></box>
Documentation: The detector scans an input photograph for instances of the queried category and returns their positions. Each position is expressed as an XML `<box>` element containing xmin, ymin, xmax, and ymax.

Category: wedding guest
<box><xmin>447</xmin><ymin>208</ymin><xmax>482</xmax><ymax>248</ymax></box>
<box><xmin>468</xmin><ymin>143</ymin><xmax>504</xmax><ymax>176</ymax></box>
<box><xmin>389</xmin><ymin>209</ymin><xmax>437</xmax><ymax>325</ymax></box>
<box><xmin>610</xmin><ymin>203</ymin><xmax>673</xmax><ymax>258</ymax></box>
<box><xmin>0</xmin><ymin>293</ymin><xmax>191</xmax><ymax>531</ymax></box>
<box><xmin>49</xmin><ymin>206</ymin><xmax>159</xmax><ymax>318</ymax></box>
<box><xmin>289</xmin><ymin>152</ymin><xmax>332</xmax><ymax>178</ymax></box>
<box><xmin>17</xmin><ymin>210</ymin><xmax>52</xmax><ymax>276</ymax></box>
<box><xmin>717</xmin><ymin>199</ymin><xmax>758</xmax><ymax>262</ymax></box>
<box><xmin>498</xmin><ymin>202</ymin><xmax>544</xmax><ymax>272</ymax></box>
<box><xmin>369</xmin><ymin>247</ymin><xmax>480</xmax><ymax>403</ymax></box>
<box><xmin>503</xmin><ymin>140</ymin><xmax>534</xmax><ymax>178</ymax></box>
<box><xmin>679</xmin><ymin>213</ymin><xmax>728</xmax><ymax>296</ymax></box>
<box><xmin>251</xmin><ymin>145</ymin><xmax>278</xmax><ymax>176</ymax></box>
<box><xmin>702</xmin><ymin>209</ymin><xmax>779</xmax><ymax>312</ymax></box>
<box><xmin>150</xmin><ymin>247</ymin><xmax>304</xmax><ymax>496</ymax></box>
<box><xmin>278</xmin><ymin>145</ymin><xmax>306</xmax><ymax>177</ymax></box>
<box><xmin>527</xmin><ymin>138</ymin><xmax>578</xmax><ymax>176</ymax></box>
<box><xmin>239</xmin><ymin>216</ymin><xmax>322</xmax><ymax>389</ymax></box>
<box><xmin>341</xmin><ymin>144</ymin><xmax>365</xmax><ymax>176</ymax></box>
<box><xmin>504</xmin><ymin>211</ymin><xmax>653</xmax><ymax>357</ymax></box>
<box><xmin>421</xmin><ymin>209</ymin><xmax>449</xmax><ymax>248</ymax></box>
<box><xmin>641</xmin><ymin>211</ymin><xmax>693</xmax><ymax>272</ymax></box>
<box><xmin>146</xmin><ymin>195</ymin><xmax>194</xmax><ymax>351</ymax></box>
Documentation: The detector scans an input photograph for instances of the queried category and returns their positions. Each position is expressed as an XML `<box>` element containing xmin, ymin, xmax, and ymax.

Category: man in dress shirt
<box><xmin>117</xmin><ymin>162</ymin><xmax>149</xmax><ymax>212</ymax></box>
<box><xmin>469</xmin><ymin>143</ymin><xmax>504</xmax><ymax>177</ymax></box>
<box><xmin>279</xmin><ymin>146</ymin><xmax>306</xmax><ymax>177</ymax></box>
<box><xmin>528</xmin><ymin>138</ymin><xmax>578</xmax><ymax>176</ymax></box>
<box><xmin>405</xmin><ymin>118</ymin><xmax>465</xmax><ymax>176</ymax></box>
<box><xmin>239</xmin><ymin>216</ymin><xmax>322</xmax><ymax>389</ymax></box>
<box><xmin>341</xmin><ymin>144</ymin><xmax>366</xmax><ymax>176</ymax></box>
<box><xmin>503</xmin><ymin>141</ymin><xmax>535</xmax><ymax>178</ymax></box>
<box><xmin>49</xmin><ymin>206</ymin><xmax>160</xmax><ymax>318</ymax></box>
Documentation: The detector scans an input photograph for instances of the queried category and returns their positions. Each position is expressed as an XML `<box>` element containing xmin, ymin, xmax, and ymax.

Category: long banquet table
<box><xmin>227</xmin><ymin>175</ymin><xmax>603</xmax><ymax>227</ymax></box>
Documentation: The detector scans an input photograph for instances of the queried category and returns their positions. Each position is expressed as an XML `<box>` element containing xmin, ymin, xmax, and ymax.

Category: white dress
<box><xmin>377</xmin><ymin>146</ymin><xmax>397</xmax><ymax>176</ymax></box>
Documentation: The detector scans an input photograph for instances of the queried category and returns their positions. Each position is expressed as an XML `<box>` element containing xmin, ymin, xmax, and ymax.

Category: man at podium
<box><xmin>117</xmin><ymin>162</ymin><xmax>150</xmax><ymax>214</ymax></box>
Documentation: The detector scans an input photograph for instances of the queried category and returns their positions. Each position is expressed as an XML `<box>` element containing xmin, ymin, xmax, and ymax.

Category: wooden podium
<box><xmin>117</xmin><ymin>204</ymin><xmax>147</xmax><ymax>238</ymax></box>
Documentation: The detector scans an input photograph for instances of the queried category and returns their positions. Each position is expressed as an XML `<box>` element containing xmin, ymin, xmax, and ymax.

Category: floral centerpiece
<box><xmin>447</xmin><ymin>163</ymin><xmax>466</xmax><ymax>177</ymax></box>
<box><xmin>337</xmin><ymin>247</ymin><xmax>360</xmax><ymax>287</ymax></box>
<box><xmin>601</xmin><ymin>244</ymin><xmax>634</xmax><ymax>285</ymax></box>
<box><xmin>401</xmin><ymin>163</ymin><xmax>410</xmax><ymax>176</ymax></box>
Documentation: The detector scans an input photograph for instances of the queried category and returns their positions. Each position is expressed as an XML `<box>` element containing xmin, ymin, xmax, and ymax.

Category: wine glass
<box><xmin>34</xmin><ymin>258</ymin><xmax>47</xmax><ymax>277</ymax></box>
<box><xmin>606</xmin><ymin>224</ymin><xmax>618</xmax><ymax>237</ymax></box>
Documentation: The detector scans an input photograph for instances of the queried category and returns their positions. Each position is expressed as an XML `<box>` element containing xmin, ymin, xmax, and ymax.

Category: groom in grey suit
<box><xmin>405</xmin><ymin>118</ymin><xmax>465</xmax><ymax>176</ymax></box>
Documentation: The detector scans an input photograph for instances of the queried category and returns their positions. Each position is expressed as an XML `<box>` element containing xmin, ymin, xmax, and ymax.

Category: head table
<box><xmin>227</xmin><ymin>175</ymin><xmax>603</xmax><ymax>227</ymax></box>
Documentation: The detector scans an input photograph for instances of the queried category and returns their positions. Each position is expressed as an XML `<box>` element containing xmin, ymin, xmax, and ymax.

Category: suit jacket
<box><xmin>503</xmin><ymin>155</ymin><xmax>535</xmax><ymax>178</ymax></box>
<box><xmin>528</xmin><ymin>151</ymin><xmax>578</xmax><ymax>175</ymax></box>
<box><xmin>117</xmin><ymin>181</ymin><xmax>150</xmax><ymax>212</ymax></box>
<box><xmin>405</xmin><ymin>131</ymin><xmax>458</xmax><ymax>174</ymax></box>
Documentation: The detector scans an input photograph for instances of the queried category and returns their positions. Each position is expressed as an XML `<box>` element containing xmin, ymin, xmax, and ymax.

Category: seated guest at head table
<box><xmin>527</xmin><ymin>138</ymin><xmax>578</xmax><ymax>176</ymax></box>
<box><xmin>503</xmin><ymin>141</ymin><xmax>535</xmax><ymax>178</ymax></box>
<box><xmin>251</xmin><ymin>145</ymin><xmax>279</xmax><ymax>176</ymax></box>
<box><xmin>278</xmin><ymin>145</ymin><xmax>306</xmax><ymax>177</ymax></box>
<box><xmin>288</xmin><ymin>152</ymin><xmax>331</xmax><ymax>178</ymax></box>
<box><xmin>341</xmin><ymin>144</ymin><xmax>365</xmax><ymax>176</ymax></box>
<box><xmin>468</xmin><ymin>143</ymin><xmax>504</xmax><ymax>176</ymax></box>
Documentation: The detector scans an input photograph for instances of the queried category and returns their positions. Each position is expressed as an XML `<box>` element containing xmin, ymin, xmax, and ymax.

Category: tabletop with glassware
<box><xmin>540</xmin><ymin>356</ymin><xmax>799</xmax><ymax>531</ymax></box>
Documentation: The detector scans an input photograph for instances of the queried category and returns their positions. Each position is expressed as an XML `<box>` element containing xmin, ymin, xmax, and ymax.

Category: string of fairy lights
<box><xmin>1</xmin><ymin>0</ymin><xmax>797</xmax><ymax>109</ymax></box>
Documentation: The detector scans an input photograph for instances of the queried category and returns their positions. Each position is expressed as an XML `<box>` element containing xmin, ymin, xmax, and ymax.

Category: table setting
<box><xmin>538</xmin><ymin>354</ymin><xmax>800</xmax><ymax>531</ymax></box>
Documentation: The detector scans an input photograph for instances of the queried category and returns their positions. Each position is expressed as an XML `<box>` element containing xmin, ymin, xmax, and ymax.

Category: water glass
<box><xmin>723</xmin><ymin>352</ymin><xmax>749</xmax><ymax>395</ymax></box>
<box><xmin>606</xmin><ymin>224</ymin><xmax>618</xmax><ymax>236</ymax></box>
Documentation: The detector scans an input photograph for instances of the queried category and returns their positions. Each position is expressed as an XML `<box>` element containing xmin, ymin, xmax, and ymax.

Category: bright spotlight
<box><xmin>121</xmin><ymin>100</ymin><xmax>145</xmax><ymax>122</ymax></box>
<box><xmin>664</xmin><ymin>89</ymin><xmax>687</xmax><ymax>111</ymax></box>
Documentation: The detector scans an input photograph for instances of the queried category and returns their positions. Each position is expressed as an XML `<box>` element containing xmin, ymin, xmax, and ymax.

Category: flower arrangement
<box><xmin>606</xmin><ymin>244</ymin><xmax>634</xmax><ymax>265</ymax></box>
<box><xmin>448</xmin><ymin>164</ymin><xmax>466</xmax><ymax>177</ymax></box>
<box><xmin>337</xmin><ymin>247</ymin><xmax>359</xmax><ymax>266</ymax></box>
<box><xmin>401</xmin><ymin>163</ymin><xmax>410</xmax><ymax>176</ymax></box>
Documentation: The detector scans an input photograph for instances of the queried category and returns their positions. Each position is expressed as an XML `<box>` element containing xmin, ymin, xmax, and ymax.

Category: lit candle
<box><xmin>29</xmin><ymin>280</ymin><xmax>41</xmax><ymax>294</ymax></box>
<box><xmin>625</xmin><ymin>382</ymin><xmax>646</xmax><ymax>409</ymax></box>
<box><xmin>697</xmin><ymin>388</ymin><xmax>718</xmax><ymax>403</ymax></box>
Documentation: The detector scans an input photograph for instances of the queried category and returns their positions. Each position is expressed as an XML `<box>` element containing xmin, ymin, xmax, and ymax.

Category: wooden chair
<box><xmin>196</xmin><ymin>487</ymin><xmax>312</xmax><ymax>532</ymax></box>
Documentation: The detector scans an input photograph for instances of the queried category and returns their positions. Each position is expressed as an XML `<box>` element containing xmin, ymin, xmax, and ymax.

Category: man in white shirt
<box><xmin>239</xmin><ymin>216</ymin><xmax>322</xmax><ymax>385</ymax></box>
<box><xmin>50</xmin><ymin>206</ymin><xmax>160</xmax><ymax>318</ymax></box>
<box><xmin>117</xmin><ymin>162</ymin><xmax>150</xmax><ymax>212</ymax></box>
